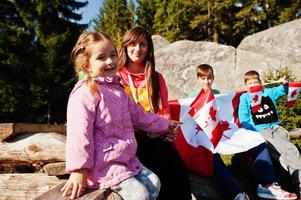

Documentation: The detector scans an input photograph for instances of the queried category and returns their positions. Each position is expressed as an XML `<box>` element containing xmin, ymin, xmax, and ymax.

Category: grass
<box><xmin>221</xmin><ymin>139</ymin><xmax>301</xmax><ymax>166</ymax></box>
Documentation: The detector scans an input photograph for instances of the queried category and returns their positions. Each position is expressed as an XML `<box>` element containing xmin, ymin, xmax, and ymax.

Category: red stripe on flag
<box><xmin>249</xmin><ymin>85</ymin><xmax>263</xmax><ymax>93</ymax></box>
<box><xmin>169</xmin><ymin>99</ymin><xmax>214</xmax><ymax>177</ymax></box>
<box><xmin>232</xmin><ymin>91</ymin><xmax>246</xmax><ymax>127</ymax></box>
<box><xmin>211</xmin><ymin>125</ymin><xmax>223</xmax><ymax>147</ymax></box>
<box><xmin>188</xmin><ymin>89</ymin><xmax>214</xmax><ymax>117</ymax></box>
<box><xmin>169</xmin><ymin>99</ymin><xmax>181</xmax><ymax>121</ymax></box>
<box><xmin>174</xmin><ymin>130</ymin><xmax>214</xmax><ymax>177</ymax></box>
<box><xmin>287</xmin><ymin>100</ymin><xmax>296</xmax><ymax>107</ymax></box>
<box><xmin>289</xmin><ymin>82</ymin><xmax>301</xmax><ymax>87</ymax></box>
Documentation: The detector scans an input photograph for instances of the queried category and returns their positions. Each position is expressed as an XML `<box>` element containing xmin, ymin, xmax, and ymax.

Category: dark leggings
<box><xmin>135</xmin><ymin>132</ymin><xmax>192</xmax><ymax>200</ymax></box>
<box><xmin>214</xmin><ymin>143</ymin><xmax>276</xmax><ymax>198</ymax></box>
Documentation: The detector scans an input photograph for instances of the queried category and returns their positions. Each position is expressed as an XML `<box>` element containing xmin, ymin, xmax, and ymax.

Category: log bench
<box><xmin>0</xmin><ymin>173</ymin><xmax>64</xmax><ymax>200</ymax></box>
<box><xmin>11</xmin><ymin>124</ymin><xmax>301</xmax><ymax>199</ymax></box>
<box><xmin>34</xmin><ymin>182</ymin><xmax>122</xmax><ymax>200</ymax></box>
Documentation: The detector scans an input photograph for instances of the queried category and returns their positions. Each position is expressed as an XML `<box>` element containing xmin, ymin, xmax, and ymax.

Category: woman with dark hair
<box><xmin>118</xmin><ymin>26</ymin><xmax>192</xmax><ymax>200</ymax></box>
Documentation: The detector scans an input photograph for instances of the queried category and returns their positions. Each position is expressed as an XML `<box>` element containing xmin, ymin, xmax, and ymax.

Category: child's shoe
<box><xmin>234</xmin><ymin>192</ymin><xmax>250</xmax><ymax>200</ymax></box>
<box><xmin>257</xmin><ymin>183</ymin><xmax>297</xmax><ymax>200</ymax></box>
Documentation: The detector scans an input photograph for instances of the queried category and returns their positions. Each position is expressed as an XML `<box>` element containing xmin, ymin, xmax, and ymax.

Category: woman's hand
<box><xmin>61</xmin><ymin>169</ymin><xmax>88</xmax><ymax>199</ymax></box>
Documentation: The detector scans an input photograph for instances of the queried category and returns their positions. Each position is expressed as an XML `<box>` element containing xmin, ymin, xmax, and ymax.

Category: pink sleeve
<box><xmin>65</xmin><ymin>87</ymin><xmax>96</xmax><ymax>172</ymax></box>
<box><xmin>158</xmin><ymin>73</ymin><xmax>170</xmax><ymax>119</ymax></box>
<box><xmin>126</xmin><ymin>92</ymin><xmax>170</xmax><ymax>134</ymax></box>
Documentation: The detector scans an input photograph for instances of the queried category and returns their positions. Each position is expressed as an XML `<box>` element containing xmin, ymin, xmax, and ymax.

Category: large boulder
<box><xmin>155</xmin><ymin>40</ymin><xmax>236</xmax><ymax>99</ymax></box>
<box><xmin>154</xmin><ymin>19</ymin><xmax>301</xmax><ymax>99</ymax></box>
<box><xmin>152</xmin><ymin>35</ymin><xmax>170</xmax><ymax>50</ymax></box>
<box><xmin>236</xmin><ymin>18</ymin><xmax>301</xmax><ymax>89</ymax></box>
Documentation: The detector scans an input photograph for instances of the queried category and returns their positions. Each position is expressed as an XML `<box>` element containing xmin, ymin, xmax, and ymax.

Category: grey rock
<box><xmin>154</xmin><ymin>19</ymin><xmax>301</xmax><ymax>99</ymax></box>
<box><xmin>152</xmin><ymin>35</ymin><xmax>170</xmax><ymax>51</ymax></box>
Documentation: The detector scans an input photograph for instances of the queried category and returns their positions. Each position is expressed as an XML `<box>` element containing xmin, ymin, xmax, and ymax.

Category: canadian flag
<box><xmin>169</xmin><ymin>91</ymin><xmax>266</xmax><ymax>177</ymax></box>
<box><xmin>187</xmin><ymin>89</ymin><xmax>228</xmax><ymax>147</ymax></box>
<box><xmin>287</xmin><ymin>82</ymin><xmax>301</xmax><ymax>107</ymax></box>
<box><xmin>249</xmin><ymin>85</ymin><xmax>263</xmax><ymax>113</ymax></box>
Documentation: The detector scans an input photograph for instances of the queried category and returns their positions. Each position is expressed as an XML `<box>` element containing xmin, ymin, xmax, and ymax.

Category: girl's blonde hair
<box><xmin>118</xmin><ymin>27</ymin><xmax>161</xmax><ymax>113</ymax></box>
<box><xmin>71</xmin><ymin>31</ymin><xmax>114</xmax><ymax>95</ymax></box>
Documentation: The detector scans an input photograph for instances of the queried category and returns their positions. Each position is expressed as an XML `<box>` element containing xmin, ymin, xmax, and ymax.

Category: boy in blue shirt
<box><xmin>189</xmin><ymin>65</ymin><xmax>297</xmax><ymax>200</ymax></box>
<box><xmin>238</xmin><ymin>70</ymin><xmax>301</xmax><ymax>194</ymax></box>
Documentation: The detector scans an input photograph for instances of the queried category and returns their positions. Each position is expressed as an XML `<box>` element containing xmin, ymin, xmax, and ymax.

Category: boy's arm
<box><xmin>238</xmin><ymin>94</ymin><xmax>256</xmax><ymax>130</ymax></box>
<box><xmin>266</xmin><ymin>84</ymin><xmax>288</xmax><ymax>101</ymax></box>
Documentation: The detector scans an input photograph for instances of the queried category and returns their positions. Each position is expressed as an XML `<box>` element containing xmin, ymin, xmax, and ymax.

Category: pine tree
<box><xmin>0</xmin><ymin>0</ymin><xmax>87</xmax><ymax>123</ymax></box>
<box><xmin>128</xmin><ymin>0</ymin><xmax>136</xmax><ymax>27</ymax></box>
<box><xmin>153</xmin><ymin>0</ymin><xmax>169</xmax><ymax>37</ymax></box>
<box><xmin>136</xmin><ymin>0</ymin><xmax>156</xmax><ymax>34</ymax></box>
<box><xmin>94</xmin><ymin>0</ymin><xmax>132</xmax><ymax>46</ymax></box>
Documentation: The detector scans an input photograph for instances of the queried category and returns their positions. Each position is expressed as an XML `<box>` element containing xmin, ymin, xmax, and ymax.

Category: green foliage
<box><xmin>0</xmin><ymin>0</ymin><xmax>87</xmax><ymax>124</ymax></box>
<box><xmin>94</xmin><ymin>0</ymin><xmax>133</xmax><ymax>46</ymax></box>
<box><xmin>262</xmin><ymin>66</ymin><xmax>301</xmax><ymax>129</ymax></box>
<box><xmin>136</xmin><ymin>0</ymin><xmax>156</xmax><ymax>34</ymax></box>
<box><xmin>1</xmin><ymin>0</ymin><xmax>301</xmax><ymax>124</ymax></box>
<box><xmin>91</xmin><ymin>0</ymin><xmax>301</xmax><ymax>46</ymax></box>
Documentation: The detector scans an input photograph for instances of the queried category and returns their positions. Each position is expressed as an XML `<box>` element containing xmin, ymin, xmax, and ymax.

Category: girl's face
<box><xmin>88</xmin><ymin>40</ymin><xmax>117</xmax><ymax>78</ymax></box>
<box><xmin>126</xmin><ymin>39</ymin><xmax>148</xmax><ymax>65</ymax></box>
<box><xmin>198</xmin><ymin>75</ymin><xmax>214</xmax><ymax>91</ymax></box>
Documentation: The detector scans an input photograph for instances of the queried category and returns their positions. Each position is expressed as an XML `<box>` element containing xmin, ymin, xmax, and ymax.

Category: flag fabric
<box><xmin>287</xmin><ymin>82</ymin><xmax>301</xmax><ymax>107</ymax></box>
<box><xmin>169</xmin><ymin>91</ymin><xmax>266</xmax><ymax>176</ymax></box>
<box><xmin>187</xmin><ymin>89</ymin><xmax>227</xmax><ymax>147</ymax></box>
<box><xmin>249</xmin><ymin>85</ymin><xmax>263</xmax><ymax>113</ymax></box>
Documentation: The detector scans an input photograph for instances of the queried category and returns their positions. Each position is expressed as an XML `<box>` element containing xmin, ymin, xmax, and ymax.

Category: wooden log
<box><xmin>288</xmin><ymin>128</ymin><xmax>301</xmax><ymax>139</ymax></box>
<box><xmin>43</xmin><ymin>162</ymin><xmax>67</xmax><ymax>176</ymax></box>
<box><xmin>0</xmin><ymin>132</ymin><xmax>66</xmax><ymax>164</ymax></box>
<box><xmin>0</xmin><ymin>123</ymin><xmax>66</xmax><ymax>141</ymax></box>
<box><xmin>0</xmin><ymin>173</ymin><xmax>64</xmax><ymax>200</ymax></box>
<box><xmin>34</xmin><ymin>182</ymin><xmax>122</xmax><ymax>200</ymax></box>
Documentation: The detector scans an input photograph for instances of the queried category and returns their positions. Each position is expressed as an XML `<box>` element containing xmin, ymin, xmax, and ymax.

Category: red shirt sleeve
<box><xmin>158</xmin><ymin>72</ymin><xmax>170</xmax><ymax>119</ymax></box>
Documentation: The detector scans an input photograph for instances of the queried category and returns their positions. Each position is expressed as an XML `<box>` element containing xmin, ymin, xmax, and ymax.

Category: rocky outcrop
<box><xmin>154</xmin><ymin>19</ymin><xmax>301</xmax><ymax>99</ymax></box>
<box><xmin>152</xmin><ymin>35</ymin><xmax>170</xmax><ymax>50</ymax></box>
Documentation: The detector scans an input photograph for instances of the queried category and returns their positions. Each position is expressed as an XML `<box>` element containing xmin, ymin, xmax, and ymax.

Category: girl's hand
<box><xmin>164</xmin><ymin>120</ymin><xmax>182</xmax><ymax>142</ymax></box>
<box><xmin>168</xmin><ymin>120</ymin><xmax>182</xmax><ymax>131</ymax></box>
<box><xmin>61</xmin><ymin>169</ymin><xmax>88</xmax><ymax>199</ymax></box>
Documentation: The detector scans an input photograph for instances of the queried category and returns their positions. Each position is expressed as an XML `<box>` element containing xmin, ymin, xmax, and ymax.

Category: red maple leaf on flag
<box><xmin>220</xmin><ymin>120</ymin><xmax>231</xmax><ymax>132</ymax></box>
<box><xmin>291</xmin><ymin>90</ymin><xmax>297</xmax><ymax>98</ymax></box>
<box><xmin>194</xmin><ymin>124</ymin><xmax>203</xmax><ymax>135</ymax></box>
<box><xmin>253</xmin><ymin>94</ymin><xmax>259</xmax><ymax>103</ymax></box>
<box><xmin>209</xmin><ymin>106</ymin><xmax>217</xmax><ymax>121</ymax></box>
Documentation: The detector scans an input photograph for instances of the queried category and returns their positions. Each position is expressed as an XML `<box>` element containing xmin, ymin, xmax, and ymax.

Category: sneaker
<box><xmin>257</xmin><ymin>183</ymin><xmax>297</xmax><ymax>200</ymax></box>
<box><xmin>234</xmin><ymin>192</ymin><xmax>250</xmax><ymax>200</ymax></box>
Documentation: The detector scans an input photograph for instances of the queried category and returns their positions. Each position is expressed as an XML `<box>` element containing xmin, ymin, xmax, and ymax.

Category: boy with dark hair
<box><xmin>189</xmin><ymin>65</ymin><xmax>297</xmax><ymax>200</ymax></box>
<box><xmin>239</xmin><ymin>70</ymin><xmax>301</xmax><ymax>194</ymax></box>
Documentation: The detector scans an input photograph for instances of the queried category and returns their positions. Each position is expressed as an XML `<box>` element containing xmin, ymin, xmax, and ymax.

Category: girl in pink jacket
<box><xmin>61</xmin><ymin>31</ymin><xmax>179</xmax><ymax>200</ymax></box>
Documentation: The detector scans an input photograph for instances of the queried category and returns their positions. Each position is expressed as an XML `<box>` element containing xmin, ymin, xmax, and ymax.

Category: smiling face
<box><xmin>88</xmin><ymin>39</ymin><xmax>118</xmax><ymax>78</ymax></box>
<box><xmin>126</xmin><ymin>39</ymin><xmax>149</xmax><ymax>65</ymax></box>
<box><xmin>198</xmin><ymin>75</ymin><xmax>214</xmax><ymax>91</ymax></box>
